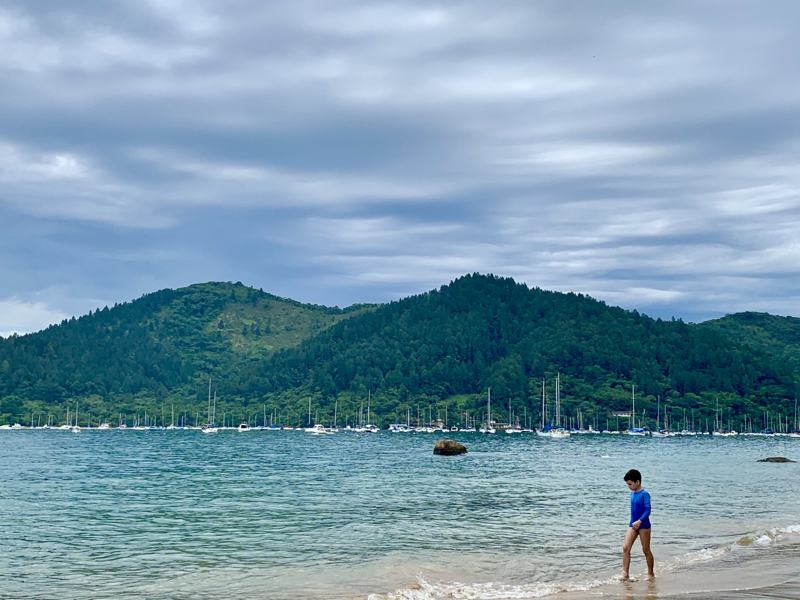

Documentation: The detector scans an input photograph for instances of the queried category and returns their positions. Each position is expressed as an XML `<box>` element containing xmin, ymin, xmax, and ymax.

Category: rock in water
<box><xmin>434</xmin><ymin>439</ymin><xmax>467</xmax><ymax>456</ymax></box>
<box><xmin>757</xmin><ymin>456</ymin><xmax>796</xmax><ymax>463</ymax></box>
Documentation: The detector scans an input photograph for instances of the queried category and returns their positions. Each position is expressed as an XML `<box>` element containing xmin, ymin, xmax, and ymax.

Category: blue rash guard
<box><xmin>629</xmin><ymin>489</ymin><xmax>652</xmax><ymax>529</ymax></box>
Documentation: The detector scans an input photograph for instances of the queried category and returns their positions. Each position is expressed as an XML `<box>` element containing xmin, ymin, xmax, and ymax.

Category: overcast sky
<box><xmin>1</xmin><ymin>1</ymin><xmax>799</xmax><ymax>336</ymax></box>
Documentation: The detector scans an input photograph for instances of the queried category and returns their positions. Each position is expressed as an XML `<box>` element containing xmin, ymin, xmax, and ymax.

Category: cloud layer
<box><xmin>1</xmin><ymin>1</ymin><xmax>799</xmax><ymax>333</ymax></box>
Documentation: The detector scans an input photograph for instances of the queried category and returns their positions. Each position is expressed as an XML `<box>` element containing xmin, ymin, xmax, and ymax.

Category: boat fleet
<box><xmin>3</xmin><ymin>421</ymin><xmax>799</xmax><ymax>437</ymax></box>
<box><xmin>3</xmin><ymin>381</ymin><xmax>798</xmax><ymax>438</ymax></box>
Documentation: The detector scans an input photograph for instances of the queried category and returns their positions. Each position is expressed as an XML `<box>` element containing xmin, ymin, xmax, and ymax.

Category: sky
<box><xmin>1</xmin><ymin>1</ymin><xmax>799</xmax><ymax>336</ymax></box>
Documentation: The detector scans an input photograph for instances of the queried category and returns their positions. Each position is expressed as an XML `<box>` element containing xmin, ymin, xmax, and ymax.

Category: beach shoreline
<box><xmin>367</xmin><ymin>526</ymin><xmax>800</xmax><ymax>600</ymax></box>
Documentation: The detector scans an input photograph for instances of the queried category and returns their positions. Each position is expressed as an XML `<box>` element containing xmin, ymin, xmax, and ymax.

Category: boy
<box><xmin>622</xmin><ymin>468</ymin><xmax>654</xmax><ymax>580</ymax></box>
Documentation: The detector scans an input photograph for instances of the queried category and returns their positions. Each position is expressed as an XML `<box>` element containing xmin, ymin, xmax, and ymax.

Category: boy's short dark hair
<box><xmin>624</xmin><ymin>469</ymin><xmax>642</xmax><ymax>483</ymax></box>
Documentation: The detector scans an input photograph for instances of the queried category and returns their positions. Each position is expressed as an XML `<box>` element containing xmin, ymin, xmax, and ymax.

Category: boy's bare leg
<box><xmin>622</xmin><ymin>527</ymin><xmax>639</xmax><ymax>579</ymax></box>
<box><xmin>639</xmin><ymin>529</ymin><xmax>655</xmax><ymax>577</ymax></box>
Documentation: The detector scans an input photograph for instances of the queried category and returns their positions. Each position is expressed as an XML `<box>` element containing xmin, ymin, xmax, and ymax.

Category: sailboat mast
<box><xmin>555</xmin><ymin>373</ymin><xmax>560</xmax><ymax>427</ymax></box>
<box><xmin>487</xmin><ymin>387</ymin><xmax>492</xmax><ymax>429</ymax></box>
<box><xmin>207</xmin><ymin>377</ymin><xmax>212</xmax><ymax>424</ymax></box>
<box><xmin>656</xmin><ymin>395</ymin><xmax>660</xmax><ymax>430</ymax></box>
<box><xmin>541</xmin><ymin>378</ymin><xmax>546</xmax><ymax>429</ymax></box>
<box><xmin>631</xmin><ymin>384</ymin><xmax>635</xmax><ymax>430</ymax></box>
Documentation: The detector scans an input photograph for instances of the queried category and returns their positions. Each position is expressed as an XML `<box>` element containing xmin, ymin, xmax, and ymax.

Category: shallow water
<box><xmin>0</xmin><ymin>430</ymin><xmax>798</xmax><ymax>599</ymax></box>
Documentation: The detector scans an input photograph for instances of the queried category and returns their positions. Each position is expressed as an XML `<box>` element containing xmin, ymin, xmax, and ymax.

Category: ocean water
<box><xmin>0</xmin><ymin>430</ymin><xmax>798</xmax><ymax>600</ymax></box>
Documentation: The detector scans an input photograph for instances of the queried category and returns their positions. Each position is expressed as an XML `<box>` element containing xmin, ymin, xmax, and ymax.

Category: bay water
<box><xmin>1</xmin><ymin>430</ymin><xmax>798</xmax><ymax>599</ymax></box>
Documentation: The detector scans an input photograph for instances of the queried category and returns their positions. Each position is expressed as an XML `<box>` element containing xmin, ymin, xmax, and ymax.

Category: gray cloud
<box><xmin>1</xmin><ymin>0</ymin><xmax>799</xmax><ymax>333</ymax></box>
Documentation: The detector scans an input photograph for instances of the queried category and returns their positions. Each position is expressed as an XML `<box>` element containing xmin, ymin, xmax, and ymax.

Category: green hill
<box><xmin>239</xmin><ymin>274</ymin><xmax>798</xmax><ymax>429</ymax></box>
<box><xmin>1</xmin><ymin>274</ymin><xmax>797</xmax><ymax>430</ymax></box>
<box><xmin>700</xmin><ymin>312</ymin><xmax>800</xmax><ymax>369</ymax></box>
<box><xmin>0</xmin><ymin>282</ymin><xmax>370</xmax><ymax>424</ymax></box>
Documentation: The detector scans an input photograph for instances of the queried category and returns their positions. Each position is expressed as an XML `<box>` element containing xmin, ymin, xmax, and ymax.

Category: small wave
<box><xmin>368</xmin><ymin>574</ymin><xmax>618</xmax><ymax>600</ymax></box>
<box><xmin>737</xmin><ymin>522</ymin><xmax>800</xmax><ymax>547</ymax></box>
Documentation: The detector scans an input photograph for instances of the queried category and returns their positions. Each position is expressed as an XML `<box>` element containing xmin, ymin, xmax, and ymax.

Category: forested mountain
<box><xmin>1</xmin><ymin>274</ymin><xmax>798</xmax><ymax>430</ymax></box>
<box><xmin>0</xmin><ymin>282</ymin><xmax>369</xmax><ymax>424</ymax></box>
<box><xmin>700</xmin><ymin>312</ymin><xmax>800</xmax><ymax>370</ymax></box>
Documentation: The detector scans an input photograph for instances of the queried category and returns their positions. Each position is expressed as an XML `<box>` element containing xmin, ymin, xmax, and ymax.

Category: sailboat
<box><xmin>651</xmin><ymin>395</ymin><xmax>669</xmax><ymax>437</ymax></box>
<box><xmin>547</xmin><ymin>374</ymin><xmax>570</xmax><ymax>438</ymax></box>
<box><xmin>479</xmin><ymin>388</ymin><xmax>496</xmax><ymax>433</ymax></box>
<box><xmin>712</xmin><ymin>397</ymin><xmax>737</xmax><ymax>436</ymax></box>
<box><xmin>201</xmin><ymin>378</ymin><xmax>219</xmax><ymax>434</ymax></box>
<box><xmin>536</xmin><ymin>378</ymin><xmax>551</xmax><ymax>436</ymax></box>
<box><xmin>790</xmin><ymin>399</ymin><xmax>800</xmax><ymax>438</ymax></box>
<box><xmin>166</xmin><ymin>403</ymin><xmax>178</xmax><ymax>430</ymax></box>
<box><xmin>363</xmin><ymin>390</ymin><xmax>379</xmax><ymax>432</ymax></box>
<box><xmin>327</xmin><ymin>399</ymin><xmax>339</xmax><ymax>433</ymax></box>
<box><xmin>626</xmin><ymin>385</ymin><xmax>646</xmax><ymax>436</ymax></box>
<box><xmin>70</xmin><ymin>402</ymin><xmax>81</xmax><ymax>433</ymax></box>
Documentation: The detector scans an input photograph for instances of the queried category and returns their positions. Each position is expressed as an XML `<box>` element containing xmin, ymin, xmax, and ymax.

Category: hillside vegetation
<box><xmin>1</xmin><ymin>275</ymin><xmax>798</xmax><ymax>430</ymax></box>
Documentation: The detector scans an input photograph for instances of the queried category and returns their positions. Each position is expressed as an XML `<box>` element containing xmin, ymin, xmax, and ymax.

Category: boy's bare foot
<box><xmin>621</xmin><ymin>574</ymin><xmax>630</xmax><ymax>581</ymax></box>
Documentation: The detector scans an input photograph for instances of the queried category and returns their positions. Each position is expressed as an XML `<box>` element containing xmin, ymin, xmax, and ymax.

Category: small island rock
<box><xmin>757</xmin><ymin>456</ymin><xmax>795</xmax><ymax>463</ymax></box>
<box><xmin>434</xmin><ymin>439</ymin><xmax>467</xmax><ymax>456</ymax></box>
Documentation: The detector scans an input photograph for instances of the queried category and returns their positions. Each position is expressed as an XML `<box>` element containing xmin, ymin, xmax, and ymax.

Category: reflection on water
<box><xmin>0</xmin><ymin>430</ymin><xmax>798</xmax><ymax>599</ymax></box>
<box><xmin>621</xmin><ymin>578</ymin><xmax>657</xmax><ymax>600</ymax></box>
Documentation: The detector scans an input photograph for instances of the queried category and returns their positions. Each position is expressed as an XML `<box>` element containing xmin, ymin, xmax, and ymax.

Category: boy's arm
<box><xmin>639</xmin><ymin>491</ymin><xmax>652</xmax><ymax>521</ymax></box>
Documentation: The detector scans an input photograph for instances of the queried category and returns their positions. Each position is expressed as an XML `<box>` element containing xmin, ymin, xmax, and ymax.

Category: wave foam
<box><xmin>737</xmin><ymin>522</ymin><xmax>800</xmax><ymax>547</ymax></box>
<box><xmin>368</xmin><ymin>574</ymin><xmax>619</xmax><ymax>600</ymax></box>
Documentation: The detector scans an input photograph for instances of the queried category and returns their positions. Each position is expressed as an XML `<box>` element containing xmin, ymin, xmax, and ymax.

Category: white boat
<box><xmin>237</xmin><ymin>422</ymin><xmax>251</xmax><ymax>432</ymax></box>
<box><xmin>98</xmin><ymin>422</ymin><xmax>111</xmax><ymax>430</ymax></box>
<box><xmin>548</xmin><ymin>428</ymin><xmax>570</xmax><ymax>439</ymax></box>
<box><xmin>306</xmin><ymin>423</ymin><xmax>334</xmax><ymax>435</ymax></box>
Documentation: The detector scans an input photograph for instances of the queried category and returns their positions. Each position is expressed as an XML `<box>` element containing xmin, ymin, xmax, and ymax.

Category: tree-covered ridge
<box><xmin>241</xmin><ymin>274</ymin><xmax>796</xmax><ymax>427</ymax></box>
<box><xmin>0</xmin><ymin>282</ymin><xmax>369</xmax><ymax>422</ymax></box>
<box><xmin>0</xmin><ymin>274</ymin><xmax>798</xmax><ymax>429</ymax></box>
<box><xmin>699</xmin><ymin>312</ymin><xmax>800</xmax><ymax>369</ymax></box>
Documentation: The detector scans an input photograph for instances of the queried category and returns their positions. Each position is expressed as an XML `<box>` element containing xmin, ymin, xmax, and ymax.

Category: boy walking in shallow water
<box><xmin>622</xmin><ymin>469</ymin><xmax>654</xmax><ymax>580</ymax></box>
